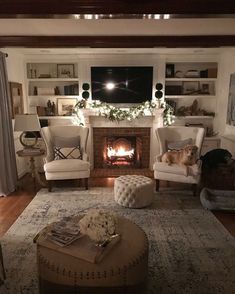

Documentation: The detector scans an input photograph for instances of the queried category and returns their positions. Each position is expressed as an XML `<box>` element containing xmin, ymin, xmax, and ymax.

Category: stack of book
<box><xmin>64</xmin><ymin>84</ymin><xmax>79</xmax><ymax>95</ymax></box>
<box><xmin>185</xmin><ymin>70</ymin><xmax>200</xmax><ymax>78</ymax></box>
<box><xmin>47</xmin><ymin>218</ymin><xmax>82</xmax><ymax>247</ymax></box>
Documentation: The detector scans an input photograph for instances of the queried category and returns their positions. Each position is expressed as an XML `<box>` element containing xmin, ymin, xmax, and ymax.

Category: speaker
<box><xmin>82</xmin><ymin>83</ymin><xmax>90</xmax><ymax>91</ymax></box>
<box><xmin>82</xmin><ymin>83</ymin><xmax>90</xmax><ymax>99</ymax></box>
<box><xmin>155</xmin><ymin>83</ymin><xmax>163</xmax><ymax>99</ymax></box>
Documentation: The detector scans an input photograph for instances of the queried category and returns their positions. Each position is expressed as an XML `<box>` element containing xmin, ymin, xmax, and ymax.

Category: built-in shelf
<box><xmin>176</xmin><ymin>115</ymin><xmax>214</xmax><ymax>119</ymax></box>
<box><xmin>27</xmin><ymin>62</ymin><xmax>79</xmax><ymax>114</ymax></box>
<box><xmin>39</xmin><ymin>116</ymin><xmax>76</xmax><ymax>119</ymax></box>
<box><xmin>28</xmin><ymin>95</ymin><xmax>79</xmax><ymax>98</ymax></box>
<box><xmin>165</xmin><ymin>78</ymin><xmax>217</xmax><ymax>82</ymax></box>
<box><xmin>165</xmin><ymin>95</ymin><xmax>216</xmax><ymax>99</ymax></box>
<box><xmin>164</xmin><ymin>61</ymin><xmax>217</xmax><ymax>127</ymax></box>
<box><xmin>28</xmin><ymin>78</ymin><xmax>78</xmax><ymax>82</ymax></box>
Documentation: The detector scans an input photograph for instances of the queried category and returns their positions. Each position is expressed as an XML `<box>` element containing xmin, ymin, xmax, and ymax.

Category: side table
<box><xmin>17</xmin><ymin>149</ymin><xmax>46</xmax><ymax>190</ymax></box>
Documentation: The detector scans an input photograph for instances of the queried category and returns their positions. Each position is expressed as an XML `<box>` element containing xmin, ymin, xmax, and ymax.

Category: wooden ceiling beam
<box><xmin>0</xmin><ymin>0</ymin><xmax>235</xmax><ymax>15</ymax></box>
<box><xmin>1</xmin><ymin>35</ymin><xmax>235</xmax><ymax>48</ymax></box>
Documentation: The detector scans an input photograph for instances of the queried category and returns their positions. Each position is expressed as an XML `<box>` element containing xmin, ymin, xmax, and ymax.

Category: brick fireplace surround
<box><xmin>93</xmin><ymin>127</ymin><xmax>151</xmax><ymax>168</ymax></box>
<box><xmin>81</xmin><ymin>108</ymin><xmax>164</xmax><ymax>170</ymax></box>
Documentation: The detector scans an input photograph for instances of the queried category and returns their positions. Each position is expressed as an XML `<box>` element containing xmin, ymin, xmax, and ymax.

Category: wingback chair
<box><xmin>41</xmin><ymin>125</ymin><xmax>90</xmax><ymax>192</ymax></box>
<box><xmin>153</xmin><ymin>126</ymin><xmax>205</xmax><ymax>195</ymax></box>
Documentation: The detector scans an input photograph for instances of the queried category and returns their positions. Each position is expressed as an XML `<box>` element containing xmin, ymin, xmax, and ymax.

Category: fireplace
<box><xmin>105</xmin><ymin>136</ymin><xmax>141</xmax><ymax>167</ymax></box>
<box><xmin>93</xmin><ymin>128</ymin><xmax>150</xmax><ymax>168</ymax></box>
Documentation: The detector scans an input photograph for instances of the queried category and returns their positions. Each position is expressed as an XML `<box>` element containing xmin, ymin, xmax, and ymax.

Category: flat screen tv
<box><xmin>91</xmin><ymin>66</ymin><xmax>153</xmax><ymax>104</ymax></box>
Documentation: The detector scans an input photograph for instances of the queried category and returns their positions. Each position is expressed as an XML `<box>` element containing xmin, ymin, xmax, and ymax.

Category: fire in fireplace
<box><xmin>104</xmin><ymin>136</ymin><xmax>140</xmax><ymax>167</ymax></box>
<box><xmin>93</xmin><ymin>128</ymin><xmax>150</xmax><ymax>169</ymax></box>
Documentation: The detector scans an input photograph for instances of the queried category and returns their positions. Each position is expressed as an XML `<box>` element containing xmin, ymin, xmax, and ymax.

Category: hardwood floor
<box><xmin>0</xmin><ymin>174</ymin><xmax>235</xmax><ymax>238</ymax></box>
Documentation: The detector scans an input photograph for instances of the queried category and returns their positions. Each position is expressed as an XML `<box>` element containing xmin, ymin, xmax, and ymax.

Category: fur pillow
<box><xmin>167</xmin><ymin>138</ymin><xmax>193</xmax><ymax>151</ymax></box>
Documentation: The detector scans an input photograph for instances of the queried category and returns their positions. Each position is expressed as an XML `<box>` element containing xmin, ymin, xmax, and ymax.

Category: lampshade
<box><xmin>14</xmin><ymin>114</ymin><xmax>41</xmax><ymax>132</ymax></box>
<box><xmin>14</xmin><ymin>114</ymin><xmax>41</xmax><ymax>149</ymax></box>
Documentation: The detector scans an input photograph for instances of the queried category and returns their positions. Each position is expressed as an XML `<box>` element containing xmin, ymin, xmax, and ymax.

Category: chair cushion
<box><xmin>44</xmin><ymin>159</ymin><xmax>90</xmax><ymax>173</ymax></box>
<box><xmin>153</xmin><ymin>161</ymin><xmax>200</xmax><ymax>176</ymax></box>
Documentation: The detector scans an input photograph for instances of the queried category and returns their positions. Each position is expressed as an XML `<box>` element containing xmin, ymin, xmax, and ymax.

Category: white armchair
<box><xmin>41</xmin><ymin>125</ymin><xmax>90</xmax><ymax>192</ymax></box>
<box><xmin>153</xmin><ymin>126</ymin><xmax>205</xmax><ymax>195</ymax></box>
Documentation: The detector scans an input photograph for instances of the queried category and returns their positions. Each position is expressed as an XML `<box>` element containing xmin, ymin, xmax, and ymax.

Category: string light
<box><xmin>75</xmin><ymin>99</ymin><xmax>175</xmax><ymax>126</ymax></box>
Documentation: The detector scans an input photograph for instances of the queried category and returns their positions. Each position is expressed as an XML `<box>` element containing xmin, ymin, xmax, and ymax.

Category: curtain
<box><xmin>0</xmin><ymin>52</ymin><xmax>18</xmax><ymax>196</ymax></box>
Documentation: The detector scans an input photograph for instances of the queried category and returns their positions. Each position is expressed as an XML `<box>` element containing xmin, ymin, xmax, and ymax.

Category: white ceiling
<box><xmin>1</xmin><ymin>18</ymin><xmax>235</xmax><ymax>36</ymax></box>
<box><xmin>1</xmin><ymin>18</ymin><xmax>235</xmax><ymax>55</ymax></box>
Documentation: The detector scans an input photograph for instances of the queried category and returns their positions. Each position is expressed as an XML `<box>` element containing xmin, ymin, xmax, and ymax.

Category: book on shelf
<box><xmin>64</xmin><ymin>84</ymin><xmax>79</xmax><ymax>95</ymax></box>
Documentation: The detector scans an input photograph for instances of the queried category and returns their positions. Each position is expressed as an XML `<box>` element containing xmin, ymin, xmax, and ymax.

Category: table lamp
<box><xmin>14</xmin><ymin>114</ymin><xmax>41</xmax><ymax>149</ymax></box>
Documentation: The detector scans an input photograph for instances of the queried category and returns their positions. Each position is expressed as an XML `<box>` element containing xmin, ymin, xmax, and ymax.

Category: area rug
<box><xmin>1</xmin><ymin>187</ymin><xmax>235</xmax><ymax>294</ymax></box>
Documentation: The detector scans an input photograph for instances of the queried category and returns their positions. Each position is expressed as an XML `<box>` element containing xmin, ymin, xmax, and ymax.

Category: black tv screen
<box><xmin>91</xmin><ymin>66</ymin><xmax>153</xmax><ymax>103</ymax></box>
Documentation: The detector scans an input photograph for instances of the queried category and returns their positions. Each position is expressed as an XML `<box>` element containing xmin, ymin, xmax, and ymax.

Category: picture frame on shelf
<box><xmin>57</xmin><ymin>98</ymin><xmax>77</xmax><ymax>116</ymax></box>
<box><xmin>57</xmin><ymin>64</ymin><xmax>75</xmax><ymax>78</ymax></box>
<box><xmin>182</xmin><ymin>81</ymin><xmax>200</xmax><ymax>95</ymax></box>
<box><xmin>165</xmin><ymin>64</ymin><xmax>175</xmax><ymax>78</ymax></box>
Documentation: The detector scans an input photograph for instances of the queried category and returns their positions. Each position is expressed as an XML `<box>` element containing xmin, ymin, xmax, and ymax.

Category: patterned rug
<box><xmin>1</xmin><ymin>187</ymin><xmax>235</xmax><ymax>294</ymax></box>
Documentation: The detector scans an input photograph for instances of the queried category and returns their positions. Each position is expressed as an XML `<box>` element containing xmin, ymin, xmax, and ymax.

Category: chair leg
<box><xmin>84</xmin><ymin>178</ymin><xmax>88</xmax><ymax>190</ymax></box>
<box><xmin>192</xmin><ymin>184</ymin><xmax>197</xmax><ymax>197</ymax></box>
<box><xmin>155</xmin><ymin>179</ymin><xmax>160</xmax><ymax>191</ymax></box>
<box><xmin>48</xmin><ymin>181</ymin><xmax>52</xmax><ymax>192</ymax></box>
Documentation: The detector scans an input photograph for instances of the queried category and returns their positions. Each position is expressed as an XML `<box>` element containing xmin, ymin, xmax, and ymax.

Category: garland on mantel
<box><xmin>75</xmin><ymin>99</ymin><xmax>175</xmax><ymax>126</ymax></box>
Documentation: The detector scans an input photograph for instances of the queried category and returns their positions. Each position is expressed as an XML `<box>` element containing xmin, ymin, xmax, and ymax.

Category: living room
<box><xmin>0</xmin><ymin>1</ymin><xmax>235</xmax><ymax>293</ymax></box>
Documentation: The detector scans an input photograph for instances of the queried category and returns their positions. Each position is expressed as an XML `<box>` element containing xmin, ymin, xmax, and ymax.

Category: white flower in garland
<box><xmin>79</xmin><ymin>209</ymin><xmax>117</xmax><ymax>243</ymax></box>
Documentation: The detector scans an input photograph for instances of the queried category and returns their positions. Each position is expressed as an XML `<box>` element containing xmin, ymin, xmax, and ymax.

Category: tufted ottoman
<box><xmin>37</xmin><ymin>216</ymin><xmax>148</xmax><ymax>294</ymax></box>
<box><xmin>114</xmin><ymin>175</ymin><xmax>154</xmax><ymax>208</ymax></box>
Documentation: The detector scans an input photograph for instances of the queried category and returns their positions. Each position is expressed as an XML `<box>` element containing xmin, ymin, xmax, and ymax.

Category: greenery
<box><xmin>75</xmin><ymin>99</ymin><xmax>175</xmax><ymax>126</ymax></box>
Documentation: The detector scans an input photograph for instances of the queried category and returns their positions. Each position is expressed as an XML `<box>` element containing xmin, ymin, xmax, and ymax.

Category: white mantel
<box><xmin>80</xmin><ymin>108</ymin><xmax>164</xmax><ymax>169</ymax></box>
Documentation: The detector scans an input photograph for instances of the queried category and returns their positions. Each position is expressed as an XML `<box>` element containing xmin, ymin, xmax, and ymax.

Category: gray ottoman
<box><xmin>114</xmin><ymin>175</ymin><xmax>154</xmax><ymax>208</ymax></box>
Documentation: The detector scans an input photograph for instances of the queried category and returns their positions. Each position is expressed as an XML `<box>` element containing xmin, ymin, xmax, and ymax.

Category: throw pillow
<box><xmin>166</xmin><ymin>138</ymin><xmax>193</xmax><ymax>151</ymax></box>
<box><xmin>53</xmin><ymin>136</ymin><xmax>82</xmax><ymax>160</ymax></box>
<box><xmin>54</xmin><ymin>146</ymin><xmax>82</xmax><ymax>160</ymax></box>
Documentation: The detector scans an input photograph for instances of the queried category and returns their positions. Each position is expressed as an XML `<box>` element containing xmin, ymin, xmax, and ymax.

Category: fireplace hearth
<box><xmin>93</xmin><ymin>128</ymin><xmax>150</xmax><ymax>169</ymax></box>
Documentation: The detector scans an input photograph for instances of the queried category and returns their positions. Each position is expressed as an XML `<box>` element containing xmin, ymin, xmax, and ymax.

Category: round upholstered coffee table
<box><xmin>114</xmin><ymin>175</ymin><xmax>154</xmax><ymax>208</ymax></box>
<box><xmin>37</xmin><ymin>216</ymin><xmax>149</xmax><ymax>294</ymax></box>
